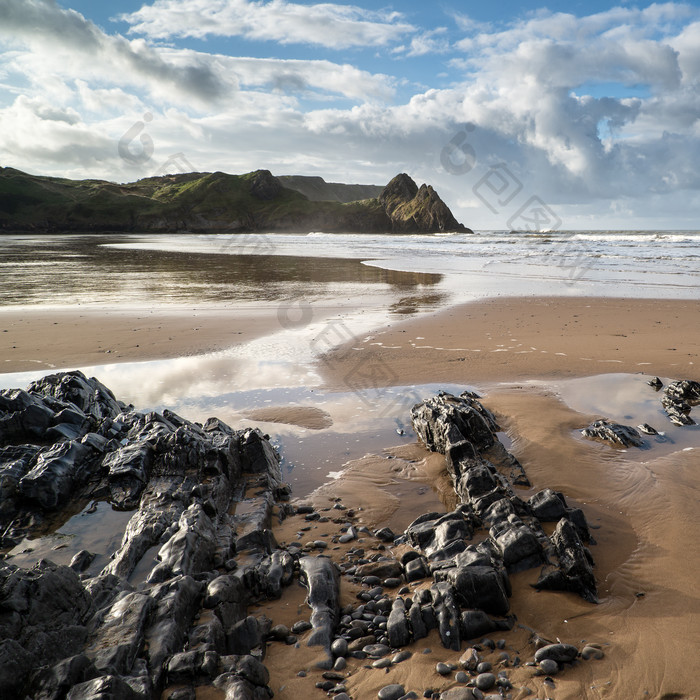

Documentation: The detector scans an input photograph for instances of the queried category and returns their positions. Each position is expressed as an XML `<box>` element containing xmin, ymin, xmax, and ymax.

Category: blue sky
<box><xmin>1</xmin><ymin>0</ymin><xmax>700</xmax><ymax>229</ymax></box>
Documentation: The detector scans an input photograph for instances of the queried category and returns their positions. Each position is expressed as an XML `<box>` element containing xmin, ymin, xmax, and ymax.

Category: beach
<box><xmin>2</xmin><ymin>296</ymin><xmax>697</xmax><ymax>379</ymax></box>
<box><xmin>1</xmin><ymin>234</ymin><xmax>699</xmax><ymax>700</ymax></box>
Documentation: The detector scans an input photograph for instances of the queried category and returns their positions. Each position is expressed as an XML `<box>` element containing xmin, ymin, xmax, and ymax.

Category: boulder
<box><xmin>534</xmin><ymin>518</ymin><xmax>598</xmax><ymax>603</ymax></box>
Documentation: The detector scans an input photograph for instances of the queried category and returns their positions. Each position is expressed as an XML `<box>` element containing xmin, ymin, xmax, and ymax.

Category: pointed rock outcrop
<box><xmin>379</xmin><ymin>173</ymin><xmax>470</xmax><ymax>233</ymax></box>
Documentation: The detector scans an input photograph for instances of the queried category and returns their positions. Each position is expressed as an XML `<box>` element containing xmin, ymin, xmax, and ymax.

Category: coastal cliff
<box><xmin>0</xmin><ymin>168</ymin><xmax>471</xmax><ymax>234</ymax></box>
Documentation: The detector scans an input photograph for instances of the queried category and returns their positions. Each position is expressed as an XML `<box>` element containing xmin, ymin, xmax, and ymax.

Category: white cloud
<box><xmin>393</xmin><ymin>28</ymin><xmax>451</xmax><ymax>58</ymax></box>
<box><xmin>119</xmin><ymin>0</ymin><xmax>413</xmax><ymax>49</ymax></box>
<box><xmin>1</xmin><ymin>1</ymin><xmax>700</xmax><ymax>228</ymax></box>
<box><xmin>0</xmin><ymin>0</ymin><xmax>232</xmax><ymax>105</ymax></box>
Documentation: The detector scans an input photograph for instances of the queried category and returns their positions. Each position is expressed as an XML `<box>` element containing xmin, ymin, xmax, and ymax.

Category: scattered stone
<box><xmin>582</xmin><ymin>645</ymin><xmax>605</xmax><ymax>660</ymax></box>
<box><xmin>534</xmin><ymin>643</ymin><xmax>579</xmax><ymax>664</ymax></box>
<box><xmin>378</xmin><ymin>683</ymin><xmax>406</xmax><ymax>700</ymax></box>
<box><xmin>475</xmin><ymin>672</ymin><xmax>496</xmax><ymax>691</ymax></box>
<box><xmin>538</xmin><ymin>658</ymin><xmax>559</xmax><ymax>675</ymax></box>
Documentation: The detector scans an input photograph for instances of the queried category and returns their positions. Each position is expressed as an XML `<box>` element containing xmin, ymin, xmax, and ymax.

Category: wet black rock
<box><xmin>378</xmin><ymin>683</ymin><xmax>406</xmax><ymax>700</ymax></box>
<box><xmin>460</xmin><ymin>609</ymin><xmax>513</xmax><ymax>641</ymax></box>
<box><xmin>411</xmin><ymin>391</ymin><xmax>498</xmax><ymax>455</ymax></box>
<box><xmin>0</xmin><ymin>371</ymin><xmax>289</xmax><ymax>699</ymax></box>
<box><xmin>299</xmin><ymin>556</ymin><xmax>340</xmax><ymax>650</ymax></box>
<box><xmin>661</xmin><ymin>380</ymin><xmax>699</xmax><ymax>426</ymax></box>
<box><xmin>580</xmin><ymin>420</ymin><xmax>645</xmax><ymax>447</ymax></box>
<box><xmin>387</xmin><ymin>597</ymin><xmax>411</xmax><ymax>647</ymax></box>
<box><xmin>534</xmin><ymin>643</ymin><xmax>579</xmax><ymax>664</ymax></box>
<box><xmin>534</xmin><ymin>519</ymin><xmax>598</xmax><ymax>603</ymax></box>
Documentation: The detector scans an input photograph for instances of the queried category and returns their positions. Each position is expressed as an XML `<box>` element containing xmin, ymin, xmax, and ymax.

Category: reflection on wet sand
<box><xmin>0</xmin><ymin>234</ymin><xmax>442</xmax><ymax>307</ymax></box>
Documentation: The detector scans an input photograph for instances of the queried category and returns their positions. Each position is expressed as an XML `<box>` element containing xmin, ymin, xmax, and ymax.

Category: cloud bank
<box><xmin>0</xmin><ymin>0</ymin><xmax>699</xmax><ymax>228</ymax></box>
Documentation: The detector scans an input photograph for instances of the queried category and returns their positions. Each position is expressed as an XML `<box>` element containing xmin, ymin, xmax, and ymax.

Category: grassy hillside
<box><xmin>0</xmin><ymin>167</ymin><xmax>469</xmax><ymax>234</ymax></box>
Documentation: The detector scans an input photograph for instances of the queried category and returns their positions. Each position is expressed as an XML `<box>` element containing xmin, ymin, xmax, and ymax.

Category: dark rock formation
<box><xmin>1</xmin><ymin>375</ymin><xmax>607</xmax><ymax>696</ymax></box>
<box><xmin>661</xmin><ymin>379</ymin><xmax>700</xmax><ymax>426</ymax></box>
<box><xmin>0</xmin><ymin>371</ymin><xmax>290</xmax><ymax>699</ymax></box>
<box><xmin>580</xmin><ymin>419</ymin><xmax>645</xmax><ymax>447</ymax></box>
<box><xmin>407</xmin><ymin>391</ymin><xmax>597</xmax><ymax>609</ymax></box>
<box><xmin>380</xmin><ymin>174</ymin><xmax>470</xmax><ymax>233</ymax></box>
<box><xmin>534</xmin><ymin>518</ymin><xmax>598</xmax><ymax>603</ymax></box>
<box><xmin>298</xmin><ymin>556</ymin><xmax>340</xmax><ymax>651</ymax></box>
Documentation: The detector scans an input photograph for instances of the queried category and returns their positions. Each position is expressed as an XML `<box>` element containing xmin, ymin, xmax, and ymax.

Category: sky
<box><xmin>1</xmin><ymin>1</ymin><xmax>700</xmax><ymax>229</ymax></box>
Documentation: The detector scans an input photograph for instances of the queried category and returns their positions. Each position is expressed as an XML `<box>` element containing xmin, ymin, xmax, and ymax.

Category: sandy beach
<box><xmin>322</xmin><ymin>296</ymin><xmax>700</xmax><ymax>387</ymax></box>
<box><xmin>1</xmin><ymin>293</ymin><xmax>699</xmax><ymax>699</ymax></box>
<box><xmin>0</xmin><ymin>307</ymin><xmax>283</xmax><ymax>373</ymax></box>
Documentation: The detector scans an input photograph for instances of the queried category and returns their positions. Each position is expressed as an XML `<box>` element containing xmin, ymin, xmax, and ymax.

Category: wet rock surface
<box><xmin>580</xmin><ymin>419</ymin><xmax>645</xmax><ymax>447</ymax></box>
<box><xmin>0</xmin><ymin>376</ymin><xmax>616</xmax><ymax>698</ymax></box>
<box><xmin>661</xmin><ymin>379</ymin><xmax>700</xmax><ymax>426</ymax></box>
<box><xmin>0</xmin><ymin>371</ymin><xmax>287</xmax><ymax>699</ymax></box>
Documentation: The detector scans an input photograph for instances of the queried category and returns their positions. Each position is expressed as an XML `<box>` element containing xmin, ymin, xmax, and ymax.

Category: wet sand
<box><xmin>0</xmin><ymin>307</ymin><xmax>282</xmax><ymax>373</ymax></box>
<box><xmin>286</xmin><ymin>296</ymin><xmax>699</xmax><ymax>700</ymax></box>
<box><xmin>1</xmin><ymin>295</ymin><xmax>699</xmax><ymax>699</ymax></box>
<box><xmin>322</xmin><ymin>296</ymin><xmax>700</xmax><ymax>387</ymax></box>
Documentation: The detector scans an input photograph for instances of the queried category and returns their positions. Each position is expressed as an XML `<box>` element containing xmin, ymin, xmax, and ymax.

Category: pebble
<box><xmin>476</xmin><ymin>661</ymin><xmax>492</xmax><ymax>673</ymax></box>
<box><xmin>364</xmin><ymin>643</ymin><xmax>391</xmax><ymax>658</ymax></box>
<box><xmin>582</xmin><ymin>645</ymin><xmax>605</xmax><ymax>660</ymax></box>
<box><xmin>332</xmin><ymin>638</ymin><xmax>348</xmax><ymax>657</ymax></box>
<box><xmin>475</xmin><ymin>673</ymin><xmax>496</xmax><ymax>691</ymax></box>
<box><xmin>378</xmin><ymin>684</ymin><xmax>406</xmax><ymax>700</ymax></box>
<box><xmin>383</xmin><ymin>577</ymin><xmax>401</xmax><ymax>588</ymax></box>
<box><xmin>459</xmin><ymin>647</ymin><xmax>479</xmax><ymax>671</ymax></box>
<box><xmin>339</xmin><ymin>533</ymin><xmax>355</xmax><ymax>544</ymax></box>
<box><xmin>333</xmin><ymin>657</ymin><xmax>347</xmax><ymax>671</ymax></box>
<box><xmin>436</xmin><ymin>662</ymin><xmax>452</xmax><ymax>675</ymax></box>
<box><xmin>322</xmin><ymin>672</ymin><xmax>345</xmax><ymax>681</ymax></box>
<box><xmin>392</xmin><ymin>651</ymin><xmax>412</xmax><ymax>663</ymax></box>
<box><xmin>268</xmin><ymin>624</ymin><xmax>289</xmax><ymax>640</ymax></box>
<box><xmin>539</xmin><ymin>658</ymin><xmax>559</xmax><ymax>675</ymax></box>
<box><xmin>455</xmin><ymin>671</ymin><xmax>469</xmax><ymax>683</ymax></box>
<box><xmin>373</xmin><ymin>658</ymin><xmax>392</xmax><ymax>669</ymax></box>
<box><xmin>291</xmin><ymin>620</ymin><xmax>312</xmax><ymax>634</ymax></box>
<box><xmin>296</xmin><ymin>671</ymin><xmax>306</xmax><ymax>677</ymax></box>
<box><xmin>334</xmin><ymin>694</ymin><xmax>351</xmax><ymax>700</ymax></box>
